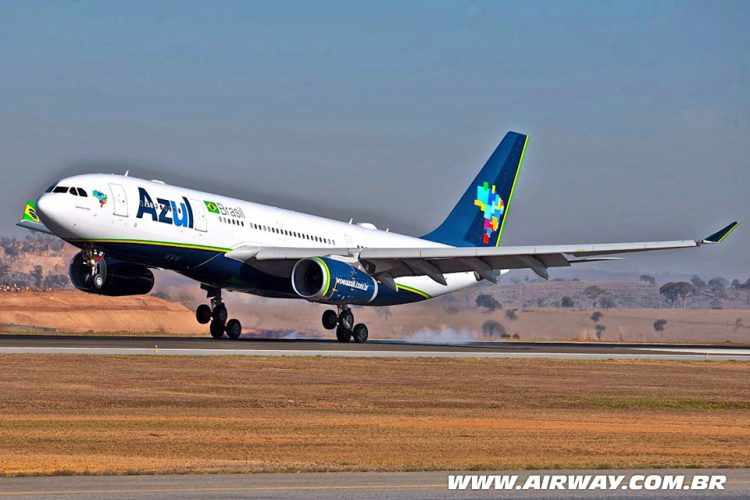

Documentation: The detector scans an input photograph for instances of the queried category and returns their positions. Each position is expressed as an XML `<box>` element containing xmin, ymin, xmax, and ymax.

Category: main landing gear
<box><xmin>196</xmin><ymin>287</ymin><xmax>242</xmax><ymax>340</ymax></box>
<box><xmin>322</xmin><ymin>305</ymin><xmax>368</xmax><ymax>343</ymax></box>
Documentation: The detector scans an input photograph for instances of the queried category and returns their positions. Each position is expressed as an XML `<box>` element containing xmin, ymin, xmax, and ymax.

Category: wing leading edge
<box><xmin>226</xmin><ymin>221</ymin><xmax>739</xmax><ymax>283</ymax></box>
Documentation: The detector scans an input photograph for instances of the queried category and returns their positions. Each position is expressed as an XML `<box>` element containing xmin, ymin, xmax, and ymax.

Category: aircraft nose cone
<box><xmin>36</xmin><ymin>193</ymin><xmax>67</xmax><ymax>233</ymax></box>
<box><xmin>36</xmin><ymin>194</ymin><xmax>54</xmax><ymax>222</ymax></box>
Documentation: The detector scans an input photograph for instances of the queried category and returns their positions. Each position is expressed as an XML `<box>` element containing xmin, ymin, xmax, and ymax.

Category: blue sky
<box><xmin>1</xmin><ymin>1</ymin><xmax>747</xmax><ymax>277</ymax></box>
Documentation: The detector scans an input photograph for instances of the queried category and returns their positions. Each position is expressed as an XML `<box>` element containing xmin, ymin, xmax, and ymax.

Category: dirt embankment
<box><xmin>0</xmin><ymin>290</ymin><xmax>202</xmax><ymax>335</ymax></box>
<box><xmin>1</xmin><ymin>290</ymin><xmax>749</xmax><ymax>343</ymax></box>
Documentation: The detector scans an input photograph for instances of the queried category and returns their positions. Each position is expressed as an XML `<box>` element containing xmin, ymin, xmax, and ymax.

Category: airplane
<box><xmin>17</xmin><ymin>131</ymin><xmax>738</xmax><ymax>343</ymax></box>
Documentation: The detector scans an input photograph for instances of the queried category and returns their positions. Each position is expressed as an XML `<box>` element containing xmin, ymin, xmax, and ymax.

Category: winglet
<box><xmin>703</xmin><ymin>221</ymin><xmax>739</xmax><ymax>244</ymax></box>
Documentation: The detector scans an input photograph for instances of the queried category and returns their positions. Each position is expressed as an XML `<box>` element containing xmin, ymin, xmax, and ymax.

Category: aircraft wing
<box><xmin>225</xmin><ymin>222</ymin><xmax>738</xmax><ymax>282</ymax></box>
<box><xmin>15</xmin><ymin>199</ymin><xmax>54</xmax><ymax>235</ymax></box>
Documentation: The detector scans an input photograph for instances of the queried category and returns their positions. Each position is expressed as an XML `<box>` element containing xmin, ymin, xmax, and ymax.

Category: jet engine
<box><xmin>69</xmin><ymin>251</ymin><xmax>155</xmax><ymax>296</ymax></box>
<box><xmin>291</xmin><ymin>257</ymin><xmax>378</xmax><ymax>305</ymax></box>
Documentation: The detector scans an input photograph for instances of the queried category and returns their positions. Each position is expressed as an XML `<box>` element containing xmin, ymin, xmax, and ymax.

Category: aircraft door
<box><xmin>109</xmin><ymin>184</ymin><xmax>128</xmax><ymax>217</ymax></box>
<box><xmin>191</xmin><ymin>199</ymin><xmax>207</xmax><ymax>232</ymax></box>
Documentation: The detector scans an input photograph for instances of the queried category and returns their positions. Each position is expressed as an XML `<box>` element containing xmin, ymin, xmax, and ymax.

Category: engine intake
<box><xmin>70</xmin><ymin>252</ymin><xmax>155</xmax><ymax>296</ymax></box>
<box><xmin>291</xmin><ymin>257</ymin><xmax>378</xmax><ymax>305</ymax></box>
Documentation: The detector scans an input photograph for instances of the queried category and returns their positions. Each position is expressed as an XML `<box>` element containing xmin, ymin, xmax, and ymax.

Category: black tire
<box><xmin>336</xmin><ymin>324</ymin><xmax>351</xmax><ymax>343</ymax></box>
<box><xmin>212</xmin><ymin>303</ymin><xmax>228</xmax><ymax>324</ymax></box>
<box><xmin>209</xmin><ymin>320</ymin><xmax>225</xmax><ymax>339</ymax></box>
<box><xmin>338</xmin><ymin>309</ymin><xmax>354</xmax><ymax>330</ymax></box>
<box><xmin>352</xmin><ymin>323</ymin><xmax>368</xmax><ymax>344</ymax></box>
<box><xmin>93</xmin><ymin>273</ymin><xmax>105</xmax><ymax>289</ymax></box>
<box><xmin>196</xmin><ymin>304</ymin><xmax>212</xmax><ymax>324</ymax></box>
<box><xmin>226</xmin><ymin>319</ymin><xmax>242</xmax><ymax>339</ymax></box>
<box><xmin>322</xmin><ymin>309</ymin><xmax>338</xmax><ymax>330</ymax></box>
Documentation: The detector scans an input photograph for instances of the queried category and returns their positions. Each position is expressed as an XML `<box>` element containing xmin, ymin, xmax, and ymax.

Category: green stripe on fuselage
<box><xmin>71</xmin><ymin>238</ymin><xmax>230</xmax><ymax>253</ymax></box>
<box><xmin>396</xmin><ymin>283</ymin><xmax>431</xmax><ymax>300</ymax></box>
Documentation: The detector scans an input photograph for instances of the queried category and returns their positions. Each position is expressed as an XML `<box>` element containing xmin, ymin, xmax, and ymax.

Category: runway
<box><xmin>0</xmin><ymin>334</ymin><xmax>749</xmax><ymax>360</ymax></box>
<box><xmin>0</xmin><ymin>470</ymin><xmax>748</xmax><ymax>499</ymax></box>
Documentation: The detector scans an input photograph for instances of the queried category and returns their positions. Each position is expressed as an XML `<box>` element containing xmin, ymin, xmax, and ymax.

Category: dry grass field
<box><xmin>0</xmin><ymin>354</ymin><xmax>748</xmax><ymax>476</ymax></box>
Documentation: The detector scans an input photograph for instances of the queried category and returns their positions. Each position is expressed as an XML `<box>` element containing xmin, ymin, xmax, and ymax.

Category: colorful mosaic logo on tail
<box><xmin>474</xmin><ymin>181</ymin><xmax>505</xmax><ymax>245</ymax></box>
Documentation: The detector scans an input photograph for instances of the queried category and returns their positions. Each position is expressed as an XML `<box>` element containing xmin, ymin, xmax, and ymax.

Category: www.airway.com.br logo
<box><xmin>474</xmin><ymin>181</ymin><xmax>505</xmax><ymax>245</ymax></box>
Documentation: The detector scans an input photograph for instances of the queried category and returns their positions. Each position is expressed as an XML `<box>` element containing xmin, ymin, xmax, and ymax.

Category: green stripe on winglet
<box><xmin>704</xmin><ymin>221</ymin><xmax>739</xmax><ymax>243</ymax></box>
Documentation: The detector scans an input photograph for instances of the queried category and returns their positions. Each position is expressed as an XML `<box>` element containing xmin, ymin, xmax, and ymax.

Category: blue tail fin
<box><xmin>422</xmin><ymin>131</ymin><xmax>528</xmax><ymax>247</ymax></box>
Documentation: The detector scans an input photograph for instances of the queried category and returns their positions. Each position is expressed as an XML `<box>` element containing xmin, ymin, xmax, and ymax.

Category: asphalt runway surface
<box><xmin>0</xmin><ymin>470</ymin><xmax>748</xmax><ymax>499</ymax></box>
<box><xmin>0</xmin><ymin>334</ymin><xmax>749</xmax><ymax>360</ymax></box>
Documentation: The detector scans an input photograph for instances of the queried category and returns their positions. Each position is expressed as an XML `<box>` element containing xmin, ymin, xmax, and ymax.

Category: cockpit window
<box><xmin>53</xmin><ymin>186</ymin><xmax>68</xmax><ymax>193</ymax></box>
<box><xmin>77</xmin><ymin>188</ymin><xmax>87</xmax><ymax>197</ymax></box>
<box><xmin>45</xmin><ymin>184</ymin><xmax>56</xmax><ymax>193</ymax></box>
<box><xmin>69</xmin><ymin>187</ymin><xmax>78</xmax><ymax>196</ymax></box>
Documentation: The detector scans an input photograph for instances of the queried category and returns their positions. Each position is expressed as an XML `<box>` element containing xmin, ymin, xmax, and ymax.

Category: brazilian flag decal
<box><xmin>204</xmin><ymin>201</ymin><xmax>220</xmax><ymax>214</ymax></box>
<box><xmin>22</xmin><ymin>200</ymin><xmax>40</xmax><ymax>223</ymax></box>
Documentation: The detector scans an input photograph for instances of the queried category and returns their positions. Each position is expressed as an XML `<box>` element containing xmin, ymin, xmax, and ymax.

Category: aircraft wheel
<box><xmin>209</xmin><ymin>320</ymin><xmax>225</xmax><ymax>339</ymax></box>
<box><xmin>226</xmin><ymin>319</ymin><xmax>242</xmax><ymax>340</ymax></box>
<box><xmin>338</xmin><ymin>309</ymin><xmax>354</xmax><ymax>331</ymax></box>
<box><xmin>196</xmin><ymin>304</ymin><xmax>212</xmax><ymax>324</ymax></box>
<box><xmin>212</xmin><ymin>303</ymin><xmax>228</xmax><ymax>324</ymax></box>
<box><xmin>93</xmin><ymin>273</ymin><xmax>105</xmax><ymax>289</ymax></box>
<box><xmin>322</xmin><ymin>309</ymin><xmax>338</xmax><ymax>330</ymax></box>
<box><xmin>336</xmin><ymin>324</ymin><xmax>351</xmax><ymax>343</ymax></box>
<box><xmin>352</xmin><ymin>324</ymin><xmax>368</xmax><ymax>343</ymax></box>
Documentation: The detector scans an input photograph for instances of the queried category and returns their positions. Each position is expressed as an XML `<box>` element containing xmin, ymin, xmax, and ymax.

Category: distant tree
<box><xmin>639</xmin><ymin>274</ymin><xmax>656</xmax><ymax>285</ymax></box>
<box><xmin>376</xmin><ymin>307</ymin><xmax>392</xmax><ymax>320</ymax></box>
<box><xmin>734</xmin><ymin>318</ymin><xmax>745</xmax><ymax>332</ymax></box>
<box><xmin>505</xmin><ymin>308</ymin><xmax>518</xmax><ymax>321</ymax></box>
<box><xmin>475</xmin><ymin>294</ymin><xmax>501</xmax><ymax>312</ymax></box>
<box><xmin>594</xmin><ymin>324</ymin><xmax>606</xmax><ymax>340</ymax></box>
<box><xmin>583</xmin><ymin>285</ymin><xmax>606</xmax><ymax>308</ymax></box>
<box><xmin>653</xmin><ymin>319</ymin><xmax>668</xmax><ymax>332</ymax></box>
<box><xmin>710</xmin><ymin>298</ymin><xmax>722</xmax><ymax>309</ymax></box>
<box><xmin>560</xmin><ymin>296</ymin><xmax>575</xmax><ymax>308</ymax></box>
<box><xmin>591</xmin><ymin>311</ymin><xmax>603</xmax><ymax>323</ymax></box>
<box><xmin>731</xmin><ymin>279</ymin><xmax>742</xmax><ymax>290</ymax></box>
<box><xmin>511</xmin><ymin>333</ymin><xmax>520</xmax><ymax>339</ymax></box>
<box><xmin>30</xmin><ymin>265</ymin><xmax>43</xmax><ymax>289</ymax></box>
<box><xmin>599</xmin><ymin>296</ymin><xmax>616</xmax><ymax>309</ymax></box>
<box><xmin>0</xmin><ymin>263</ymin><xmax>8</xmax><ymax>278</ymax></box>
<box><xmin>659</xmin><ymin>282</ymin><xmax>695</xmax><ymax>307</ymax></box>
<box><xmin>482</xmin><ymin>320</ymin><xmax>507</xmax><ymax>338</ymax></box>
<box><xmin>42</xmin><ymin>274</ymin><xmax>69</xmax><ymax>289</ymax></box>
<box><xmin>708</xmin><ymin>277</ymin><xmax>729</xmax><ymax>292</ymax></box>
<box><xmin>690</xmin><ymin>275</ymin><xmax>707</xmax><ymax>290</ymax></box>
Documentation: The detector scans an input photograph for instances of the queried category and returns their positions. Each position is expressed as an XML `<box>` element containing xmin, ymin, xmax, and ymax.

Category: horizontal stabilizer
<box><xmin>16</xmin><ymin>199</ymin><xmax>53</xmax><ymax>235</ymax></box>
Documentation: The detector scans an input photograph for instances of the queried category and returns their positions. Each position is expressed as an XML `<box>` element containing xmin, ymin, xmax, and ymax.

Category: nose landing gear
<box><xmin>81</xmin><ymin>248</ymin><xmax>106</xmax><ymax>290</ymax></box>
<box><xmin>322</xmin><ymin>305</ymin><xmax>368</xmax><ymax>343</ymax></box>
<box><xmin>197</xmin><ymin>286</ymin><xmax>242</xmax><ymax>340</ymax></box>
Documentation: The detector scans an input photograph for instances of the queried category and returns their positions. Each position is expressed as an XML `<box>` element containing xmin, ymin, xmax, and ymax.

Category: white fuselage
<box><xmin>36</xmin><ymin>174</ymin><xmax>482</xmax><ymax>302</ymax></box>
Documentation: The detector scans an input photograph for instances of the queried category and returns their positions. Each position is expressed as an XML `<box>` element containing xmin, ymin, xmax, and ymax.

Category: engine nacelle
<box><xmin>70</xmin><ymin>252</ymin><xmax>155</xmax><ymax>296</ymax></box>
<box><xmin>291</xmin><ymin>257</ymin><xmax>378</xmax><ymax>305</ymax></box>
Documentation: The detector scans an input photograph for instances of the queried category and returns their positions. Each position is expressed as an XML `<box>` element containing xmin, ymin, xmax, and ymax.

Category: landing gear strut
<box><xmin>197</xmin><ymin>286</ymin><xmax>242</xmax><ymax>340</ymax></box>
<box><xmin>323</xmin><ymin>305</ymin><xmax>368</xmax><ymax>343</ymax></box>
<box><xmin>82</xmin><ymin>248</ymin><xmax>106</xmax><ymax>290</ymax></box>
